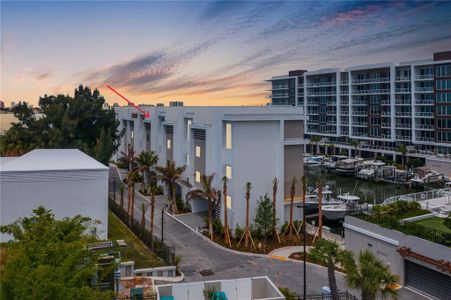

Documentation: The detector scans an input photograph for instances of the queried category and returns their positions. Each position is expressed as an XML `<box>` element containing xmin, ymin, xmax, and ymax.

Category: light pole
<box><xmin>302</xmin><ymin>176</ymin><xmax>307</xmax><ymax>300</ymax></box>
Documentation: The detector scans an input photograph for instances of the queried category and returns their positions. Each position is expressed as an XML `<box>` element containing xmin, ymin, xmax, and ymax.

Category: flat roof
<box><xmin>0</xmin><ymin>149</ymin><xmax>108</xmax><ymax>173</ymax></box>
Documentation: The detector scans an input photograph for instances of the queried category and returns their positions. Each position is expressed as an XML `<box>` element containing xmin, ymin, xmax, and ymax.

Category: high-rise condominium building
<box><xmin>268</xmin><ymin>51</ymin><xmax>451</xmax><ymax>157</ymax></box>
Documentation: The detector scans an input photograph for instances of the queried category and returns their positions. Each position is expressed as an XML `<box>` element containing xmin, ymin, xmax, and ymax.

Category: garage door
<box><xmin>405</xmin><ymin>260</ymin><xmax>451</xmax><ymax>299</ymax></box>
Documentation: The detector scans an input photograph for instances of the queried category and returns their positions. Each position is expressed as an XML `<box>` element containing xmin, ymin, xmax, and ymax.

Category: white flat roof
<box><xmin>0</xmin><ymin>149</ymin><xmax>108</xmax><ymax>173</ymax></box>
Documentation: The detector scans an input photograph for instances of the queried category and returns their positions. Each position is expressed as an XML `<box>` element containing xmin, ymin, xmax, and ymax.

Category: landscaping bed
<box><xmin>414</xmin><ymin>216</ymin><xmax>451</xmax><ymax>234</ymax></box>
<box><xmin>288</xmin><ymin>252</ymin><xmax>345</xmax><ymax>272</ymax></box>
<box><xmin>108</xmin><ymin>211</ymin><xmax>164</xmax><ymax>269</ymax></box>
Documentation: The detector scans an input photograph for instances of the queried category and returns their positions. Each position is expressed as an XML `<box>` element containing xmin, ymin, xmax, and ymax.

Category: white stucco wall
<box><xmin>1</xmin><ymin>168</ymin><xmax>108</xmax><ymax>242</ymax></box>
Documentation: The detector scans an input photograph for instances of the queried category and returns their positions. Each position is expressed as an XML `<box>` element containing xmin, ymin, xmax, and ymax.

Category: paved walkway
<box><xmin>175</xmin><ymin>212</ymin><xmax>207</xmax><ymax>232</ymax></box>
<box><xmin>268</xmin><ymin>246</ymin><xmax>313</xmax><ymax>260</ymax></box>
<box><xmin>109</xmin><ymin>166</ymin><xmax>426</xmax><ymax>299</ymax></box>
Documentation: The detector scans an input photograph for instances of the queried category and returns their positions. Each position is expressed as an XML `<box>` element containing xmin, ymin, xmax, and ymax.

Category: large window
<box><xmin>437</xmin><ymin>92</ymin><xmax>451</xmax><ymax>103</ymax></box>
<box><xmin>166</xmin><ymin>139</ymin><xmax>171</xmax><ymax>149</ymax></box>
<box><xmin>225</xmin><ymin>123</ymin><xmax>232</xmax><ymax>149</ymax></box>
<box><xmin>436</xmin><ymin>64</ymin><xmax>451</xmax><ymax>77</ymax></box>
<box><xmin>195</xmin><ymin>171</ymin><xmax>201</xmax><ymax>183</ymax></box>
<box><xmin>225</xmin><ymin>165</ymin><xmax>232</xmax><ymax>179</ymax></box>
<box><xmin>195</xmin><ymin>145</ymin><xmax>201</xmax><ymax>157</ymax></box>
<box><xmin>226</xmin><ymin>195</ymin><xmax>232</xmax><ymax>209</ymax></box>
<box><xmin>436</xmin><ymin>79</ymin><xmax>451</xmax><ymax>90</ymax></box>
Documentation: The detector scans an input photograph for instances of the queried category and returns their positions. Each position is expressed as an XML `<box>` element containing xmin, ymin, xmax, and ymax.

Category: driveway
<box><xmin>109</xmin><ymin>166</ymin><xmax>425</xmax><ymax>299</ymax></box>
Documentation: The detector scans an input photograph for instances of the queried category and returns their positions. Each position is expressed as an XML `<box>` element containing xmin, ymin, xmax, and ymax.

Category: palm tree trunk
<box><xmin>289</xmin><ymin>193</ymin><xmax>294</xmax><ymax>236</ymax></box>
<box><xmin>208</xmin><ymin>199</ymin><xmax>213</xmax><ymax>240</ymax></box>
<box><xmin>272</xmin><ymin>189</ymin><xmax>277</xmax><ymax>237</ymax></box>
<box><xmin>141</xmin><ymin>204</ymin><xmax>146</xmax><ymax>229</ymax></box>
<box><xmin>127</xmin><ymin>185</ymin><xmax>132</xmax><ymax>223</ymax></box>
<box><xmin>223</xmin><ymin>186</ymin><xmax>230</xmax><ymax>245</ymax></box>
<box><xmin>328</xmin><ymin>262</ymin><xmax>338</xmax><ymax>300</ymax></box>
<box><xmin>245</xmin><ymin>194</ymin><xmax>249</xmax><ymax>249</ymax></box>
<box><xmin>150</xmin><ymin>194</ymin><xmax>155</xmax><ymax>237</ymax></box>
<box><xmin>130</xmin><ymin>187</ymin><xmax>135</xmax><ymax>225</ymax></box>
<box><xmin>172</xmin><ymin>184</ymin><xmax>178</xmax><ymax>214</ymax></box>
<box><xmin>318</xmin><ymin>185</ymin><xmax>323</xmax><ymax>239</ymax></box>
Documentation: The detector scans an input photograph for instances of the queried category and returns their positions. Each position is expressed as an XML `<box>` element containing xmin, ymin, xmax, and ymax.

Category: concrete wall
<box><xmin>344</xmin><ymin>216</ymin><xmax>451</xmax><ymax>286</ymax></box>
<box><xmin>0</xmin><ymin>169</ymin><xmax>108</xmax><ymax>241</ymax></box>
<box><xmin>426</xmin><ymin>157</ymin><xmax>451</xmax><ymax>177</ymax></box>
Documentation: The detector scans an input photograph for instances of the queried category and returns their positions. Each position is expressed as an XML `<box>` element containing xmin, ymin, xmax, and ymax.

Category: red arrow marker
<box><xmin>106</xmin><ymin>84</ymin><xmax>150</xmax><ymax>119</ymax></box>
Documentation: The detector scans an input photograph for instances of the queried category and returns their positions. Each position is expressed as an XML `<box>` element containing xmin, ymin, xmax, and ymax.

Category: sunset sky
<box><xmin>2</xmin><ymin>0</ymin><xmax>451</xmax><ymax>107</ymax></box>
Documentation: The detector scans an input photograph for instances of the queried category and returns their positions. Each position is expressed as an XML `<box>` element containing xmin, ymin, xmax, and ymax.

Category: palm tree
<box><xmin>397</xmin><ymin>143</ymin><xmax>407</xmax><ymax>170</ymax></box>
<box><xmin>126</xmin><ymin>169</ymin><xmax>141</xmax><ymax>225</ymax></box>
<box><xmin>351</xmin><ymin>139</ymin><xmax>361</xmax><ymax>157</ymax></box>
<box><xmin>309</xmin><ymin>239</ymin><xmax>353</xmax><ymax>300</ymax></box>
<box><xmin>155</xmin><ymin>160</ymin><xmax>191</xmax><ymax>214</ymax></box>
<box><xmin>120</xmin><ymin>144</ymin><xmax>137</xmax><ymax>172</ymax></box>
<box><xmin>285</xmin><ymin>176</ymin><xmax>299</xmax><ymax>237</ymax></box>
<box><xmin>186</xmin><ymin>173</ymin><xmax>218</xmax><ymax>240</ymax></box>
<box><xmin>137</xmin><ymin>151</ymin><xmax>159</xmax><ymax>194</ymax></box>
<box><xmin>120</xmin><ymin>185</ymin><xmax>125</xmax><ymax>209</ymax></box>
<box><xmin>343</xmin><ymin>250</ymin><xmax>399</xmax><ymax>300</ymax></box>
<box><xmin>148</xmin><ymin>184</ymin><xmax>159</xmax><ymax>238</ymax></box>
<box><xmin>237</xmin><ymin>182</ymin><xmax>256</xmax><ymax>250</ymax></box>
<box><xmin>221</xmin><ymin>176</ymin><xmax>232</xmax><ymax>247</ymax></box>
<box><xmin>310</xmin><ymin>136</ymin><xmax>321</xmax><ymax>155</ymax></box>
<box><xmin>272</xmin><ymin>177</ymin><xmax>281</xmax><ymax>243</ymax></box>
<box><xmin>140</xmin><ymin>202</ymin><xmax>149</xmax><ymax>229</ymax></box>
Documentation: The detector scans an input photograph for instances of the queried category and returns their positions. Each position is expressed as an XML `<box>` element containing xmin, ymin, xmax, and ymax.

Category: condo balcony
<box><xmin>340</xmin><ymin>90</ymin><xmax>349</xmax><ymax>95</ymax></box>
<box><xmin>267</xmin><ymin>93</ymin><xmax>289</xmax><ymax>98</ymax></box>
<box><xmin>414</xmin><ymin>74</ymin><xmax>434</xmax><ymax>80</ymax></box>
<box><xmin>341</xmin><ymin>121</ymin><xmax>349</xmax><ymax>125</ymax></box>
<box><xmin>381</xmin><ymin>111</ymin><xmax>391</xmax><ymax>116</ymax></box>
<box><xmin>414</xmin><ymin>87</ymin><xmax>433</xmax><ymax>92</ymax></box>
<box><xmin>307</xmin><ymin>111</ymin><xmax>319</xmax><ymax>115</ymax></box>
<box><xmin>307</xmin><ymin>101</ymin><xmax>319</xmax><ymax>105</ymax></box>
<box><xmin>381</xmin><ymin>100</ymin><xmax>391</xmax><ymax>105</ymax></box>
<box><xmin>351</xmin><ymin>77</ymin><xmax>390</xmax><ymax>84</ymax></box>
<box><xmin>395</xmin><ymin>76</ymin><xmax>411</xmax><ymax>82</ymax></box>
<box><xmin>271</xmin><ymin>86</ymin><xmax>289</xmax><ymax>90</ymax></box>
<box><xmin>327</xmin><ymin>101</ymin><xmax>337</xmax><ymax>106</ymax></box>
<box><xmin>353</xmin><ymin>132</ymin><xmax>368</xmax><ymax>137</ymax></box>
<box><xmin>381</xmin><ymin>123</ymin><xmax>391</xmax><ymax>128</ymax></box>
<box><xmin>395</xmin><ymin>112</ymin><xmax>411</xmax><ymax>117</ymax></box>
<box><xmin>395</xmin><ymin>88</ymin><xmax>411</xmax><ymax>93</ymax></box>
<box><xmin>416</xmin><ymin>137</ymin><xmax>435</xmax><ymax>142</ymax></box>
<box><xmin>352</xmin><ymin>122</ymin><xmax>368</xmax><ymax>127</ymax></box>
<box><xmin>341</xmin><ymin>111</ymin><xmax>349</xmax><ymax>115</ymax></box>
<box><xmin>395</xmin><ymin>123</ymin><xmax>411</xmax><ymax>129</ymax></box>
<box><xmin>415</xmin><ymin>112</ymin><xmax>434</xmax><ymax>117</ymax></box>
<box><xmin>340</xmin><ymin>81</ymin><xmax>349</xmax><ymax>85</ymax></box>
<box><xmin>327</xmin><ymin>111</ymin><xmax>337</xmax><ymax>115</ymax></box>
<box><xmin>415</xmin><ymin>100</ymin><xmax>434</xmax><ymax>105</ymax></box>
<box><xmin>340</xmin><ymin>101</ymin><xmax>349</xmax><ymax>105</ymax></box>
<box><xmin>395</xmin><ymin>100</ymin><xmax>410</xmax><ymax>105</ymax></box>
<box><xmin>352</xmin><ymin>100</ymin><xmax>367</xmax><ymax>105</ymax></box>
<box><xmin>396</xmin><ymin>135</ymin><xmax>412</xmax><ymax>141</ymax></box>
<box><xmin>352</xmin><ymin>89</ymin><xmax>390</xmax><ymax>95</ymax></box>
<box><xmin>307</xmin><ymin>91</ymin><xmax>337</xmax><ymax>96</ymax></box>
<box><xmin>327</xmin><ymin>121</ymin><xmax>337</xmax><ymax>125</ymax></box>
<box><xmin>352</xmin><ymin>111</ymin><xmax>367</xmax><ymax>116</ymax></box>
<box><xmin>415</xmin><ymin>124</ymin><xmax>434</xmax><ymax>130</ymax></box>
<box><xmin>306</xmin><ymin>81</ymin><xmax>336</xmax><ymax>87</ymax></box>
<box><xmin>380</xmin><ymin>134</ymin><xmax>391</xmax><ymax>139</ymax></box>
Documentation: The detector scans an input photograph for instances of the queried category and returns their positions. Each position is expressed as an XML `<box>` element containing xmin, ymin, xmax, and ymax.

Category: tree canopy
<box><xmin>0</xmin><ymin>85</ymin><xmax>121</xmax><ymax>164</ymax></box>
<box><xmin>0</xmin><ymin>206</ymin><xmax>113</xmax><ymax>300</ymax></box>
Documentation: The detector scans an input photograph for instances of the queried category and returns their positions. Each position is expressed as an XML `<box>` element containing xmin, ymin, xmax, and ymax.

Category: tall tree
<box><xmin>119</xmin><ymin>144</ymin><xmax>137</xmax><ymax>172</ymax></box>
<box><xmin>126</xmin><ymin>170</ymin><xmax>141</xmax><ymax>225</ymax></box>
<box><xmin>397</xmin><ymin>143</ymin><xmax>408</xmax><ymax>170</ymax></box>
<box><xmin>186</xmin><ymin>174</ymin><xmax>218</xmax><ymax>240</ymax></box>
<box><xmin>148</xmin><ymin>184</ymin><xmax>159</xmax><ymax>238</ymax></box>
<box><xmin>0</xmin><ymin>207</ymin><xmax>113</xmax><ymax>300</ymax></box>
<box><xmin>285</xmin><ymin>176</ymin><xmax>299</xmax><ymax>237</ymax></box>
<box><xmin>309</xmin><ymin>239</ymin><xmax>353</xmax><ymax>300</ymax></box>
<box><xmin>136</xmin><ymin>151</ymin><xmax>159</xmax><ymax>194</ymax></box>
<box><xmin>155</xmin><ymin>160</ymin><xmax>190</xmax><ymax>214</ymax></box>
<box><xmin>309</xmin><ymin>136</ymin><xmax>321</xmax><ymax>155</ymax></box>
<box><xmin>140</xmin><ymin>202</ymin><xmax>149</xmax><ymax>229</ymax></box>
<box><xmin>351</xmin><ymin>139</ymin><xmax>361</xmax><ymax>157</ymax></box>
<box><xmin>237</xmin><ymin>182</ymin><xmax>256</xmax><ymax>250</ymax></box>
<box><xmin>254</xmin><ymin>194</ymin><xmax>274</xmax><ymax>251</ymax></box>
<box><xmin>272</xmin><ymin>177</ymin><xmax>281</xmax><ymax>243</ymax></box>
<box><xmin>343</xmin><ymin>250</ymin><xmax>399</xmax><ymax>300</ymax></box>
<box><xmin>0</xmin><ymin>86</ymin><xmax>121</xmax><ymax>164</ymax></box>
<box><xmin>221</xmin><ymin>176</ymin><xmax>232</xmax><ymax>247</ymax></box>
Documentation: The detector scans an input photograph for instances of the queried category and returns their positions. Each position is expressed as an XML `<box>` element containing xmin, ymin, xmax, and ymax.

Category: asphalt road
<box><xmin>109</xmin><ymin>166</ymin><xmax>425</xmax><ymax>299</ymax></box>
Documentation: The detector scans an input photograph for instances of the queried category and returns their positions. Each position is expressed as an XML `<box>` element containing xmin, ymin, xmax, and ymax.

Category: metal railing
<box><xmin>352</xmin><ymin>77</ymin><xmax>390</xmax><ymax>84</ymax></box>
<box><xmin>109</xmin><ymin>198</ymin><xmax>176</xmax><ymax>265</ymax></box>
<box><xmin>415</xmin><ymin>74</ymin><xmax>433</xmax><ymax>80</ymax></box>
<box><xmin>415</xmin><ymin>100</ymin><xmax>434</xmax><ymax>105</ymax></box>
<box><xmin>307</xmin><ymin>81</ymin><xmax>337</xmax><ymax>87</ymax></box>
<box><xmin>295</xmin><ymin>291</ymin><xmax>358</xmax><ymax>300</ymax></box>
<box><xmin>395</xmin><ymin>76</ymin><xmax>411</xmax><ymax>81</ymax></box>
<box><xmin>353</xmin><ymin>89</ymin><xmax>390</xmax><ymax>95</ymax></box>
<box><xmin>415</xmin><ymin>87</ymin><xmax>433</xmax><ymax>92</ymax></box>
<box><xmin>395</xmin><ymin>88</ymin><xmax>411</xmax><ymax>93</ymax></box>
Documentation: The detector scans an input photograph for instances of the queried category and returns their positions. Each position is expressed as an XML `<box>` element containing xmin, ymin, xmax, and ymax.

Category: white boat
<box><xmin>304</xmin><ymin>155</ymin><xmax>324</xmax><ymax>168</ymax></box>
<box><xmin>334</xmin><ymin>157</ymin><xmax>364</xmax><ymax>176</ymax></box>
<box><xmin>322</xmin><ymin>193</ymin><xmax>361</xmax><ymax>220</ymax></box>
<box><xmin>357</xmin><ymin>161</ymin><xmax>386</xmax><ymax>180</ymax></box>
<box><xmin>322</xmin><ymin>155</ymin><xmax>348</xmax><ymax>169</ymax></box>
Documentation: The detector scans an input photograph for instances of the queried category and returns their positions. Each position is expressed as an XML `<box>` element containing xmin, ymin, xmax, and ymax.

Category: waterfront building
<box><xmin>114</xmin><ymin>106</ymin><xmax>307</xmax><ymax>230</ymax></box>
<box><xmin>268</xmin><ymin>50</ymin><xmax>451</xmax><ymax>159</ymax></box>
<box><xmin>0</xmin><ymin>149</ymin><xmax>109</xmax><ymax>241</ymax></box>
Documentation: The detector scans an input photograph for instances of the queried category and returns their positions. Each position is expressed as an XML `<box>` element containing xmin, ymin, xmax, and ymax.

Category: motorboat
<box><xmin>322</xmin><ymin>155</ymin><xmax>348</xmax><ymax>170</ymax></box>
<box><xmin>334</xmin><ymin>157</ymin><xmax>364</xmax><ymax>176</ymax></box>
<box><xmin>357</xmin><ymin>161</ymin><xmax>386</xmax><ymax>180</ymax></box>
<box><xmin>304</xmin><ymin>155</ymin><xmax>324</xmax><ymax>168</ymax></box>
<box><xmin>322</xmin><ymin>193</ymin><xmax>361</xmax><ymax>220</ymax></box>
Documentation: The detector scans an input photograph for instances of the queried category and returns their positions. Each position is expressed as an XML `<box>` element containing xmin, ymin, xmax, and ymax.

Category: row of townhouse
<box><xmin>114</xmin><ymin>106</ymin><xmax>307</xmax><ymax>230</ymax></box>
<box><xmin>268</xmin><ymin>50</ymin><xmax>451</xmax><ymax>158</ymax></box>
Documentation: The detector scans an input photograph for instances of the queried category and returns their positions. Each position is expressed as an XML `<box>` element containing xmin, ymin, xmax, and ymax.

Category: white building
<box><xmin>0</xmin><ymin>149</ymin><xmax>108</xmax><ymax>241</ymax></box>
<box><xmin>114</xmin><ymin>106</ymin><xmax>307</xmax><ymax>230</ymax></box>
<box><xmin>269</xmin><ymin>50</ymin><xmax>451</xmax><ymax>158</ymax></box>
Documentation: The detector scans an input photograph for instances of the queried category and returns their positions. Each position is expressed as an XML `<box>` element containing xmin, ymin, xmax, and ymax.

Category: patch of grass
<box><xmin>399</xmin><ymin>209</ymin><xmax>430</xmax><ymax>220</ymax></box>
<box><xmin>108</xmin><ymin>211</ymin><xmax>164</xmax><ymax>269</ymax></box>
<box><xmin>414</xmin><ymin>217</ymin><xmax>451</xmax><ymax>234</ymax></box>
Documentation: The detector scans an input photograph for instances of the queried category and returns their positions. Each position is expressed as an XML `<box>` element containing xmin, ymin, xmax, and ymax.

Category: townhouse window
<box><xmin>167</xmin><ymin>139</ymin><xmax>171</xmax><ymax>149</ymax></box>
<box><xmin>195</xmin><ymin>171</ymin><xmax>201</xmax><ymax>183</ymax></box>
<box><xmin>225</xmin><ymin>165</ymin><xmax>232</xmax><ymax>179</ymax></box>
<box><xmin>195</xmin><ymin>145</ymin><xmax>201</xmax><ymax>157</ymax></box>
<box><xmin>225</xmin><ymin>123</ymin><xmax>232</xmax><ymax>149</ymax></box>
<box><xmin>226</xmin><ymin>195</ymin><xmax>232</xmax><ymax>209</ymax></box>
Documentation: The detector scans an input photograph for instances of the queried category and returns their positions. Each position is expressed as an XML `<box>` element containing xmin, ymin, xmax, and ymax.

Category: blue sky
<box><xmin>2</xmin><ymin>0</ymin><xmax>451</xmax><ymax>106</ymax></box>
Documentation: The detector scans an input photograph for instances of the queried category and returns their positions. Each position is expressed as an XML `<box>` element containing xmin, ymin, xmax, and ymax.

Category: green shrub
<box><xmin>278</xmin><ymin>287</ymin><xmax>297</xmax><ymax>300</ymax></box>
<box><xmin>444</xmin><ymin>215</ymin><xmax>451</xmax><ymax>229</ymax></box>
<box><xmin>234</xmin><ymin>224</ymin><xmax>244</xmax><ymax>238</ymax></box>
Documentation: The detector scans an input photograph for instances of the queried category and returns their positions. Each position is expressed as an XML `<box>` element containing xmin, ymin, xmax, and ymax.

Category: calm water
<box><xmin>304</xmin><ymin>167</ymin><xmax>421</xmax><ymax>204</ymax></box>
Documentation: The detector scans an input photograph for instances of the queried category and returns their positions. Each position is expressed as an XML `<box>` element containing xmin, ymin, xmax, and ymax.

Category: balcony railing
<box><xmin>352</xmin><ymin>77</ymin><xmax>390</xmax><ymax>84</ymax></box>
<box><xmin>395</xmin><ymin>88</ymin><xmax>411</xmax><ymax>93</ymax></box>
<box><xmin>308</xmin><ymin>91</ymin><xmax>337</xmax><ymax>96</ymax></box>
<box><xmin>381</xmin><ymin>111</ymin><xmax>391</xmax><ymax>116</ymax></box>
<box><xmin>340</xmin><ymin>101</ymin><xmax>349</xmax><ymax>105</ymax></box>
<box><xmin>352</xmin><ymin>101</ymin><xmax>367</xmax><ymax>105</ymax></box>
<box><xmin>381</xmin><ymin>100</ymin><xmax>391</xmax><ymax>105</ymax></box>
<box><xmin>307</xmin><ymin>81</ymin><xmax>336</xmax><ymax>87</ymax></box>
<box><xmin>353</xmin><ymin>132</ymin><xmax>368</xmax><ymax>137</ymax></box>
<box><xmin>327</xmin><ymin>102</ymin><xmax>337</xmax><ymax>106</ymax></box>
<box><xmin>395</xmin><ymin>124</ymin><xmax>411</xmax><ymax>129</ymax></box>
<box><xmin>415</xmin><ymin>74</ymin><xmax>434</xmax><ymax>80</ymax></box>
<box><xmin>415</xmin><ymin>112</ymin><xmax>434</xmax><ymax>117</ymax></box>
<box><xmin>415</xmin><ymin>100</ymin><xmax>434</xmax><ymax>105</ymax></box>
<box><xmin>416</xmin><ymin>137</ymin><xmax>435</xmax><ymax>142</ymax></box>
<box><xmin>381</xmin><ymin>134</ymin><xmax>391</xmax><ymax>139</ymax></box>
<box><xmin>327</xmin><ymin>111</ymin><xmax>337</xmax><ymax>115</ymax></box>
<box><xmin>415</xmin><ymin>87</ymin><xmax>433</xmax><ymax>92</ymax></box>
<box><xmin>268</xmin><ymin>93</ymin><xmax>289</xmax><ymax>98</ymax></box>
<box><xmin>340</xmin><ymin>81</ymin><xmax>349</xmax><ymax>85</ymax></box>
<box><xmin>395</xmin><ymin>112</ymin><xmax>411</xmax><ymax>117</ymax></box>
<box><xmin>307</xmin><ymin>111</ymin><xmax>319</xmax><ymax>115</ymax></box>
<box><xmin>341</xmin><ymin>111</ymin><xmax>349</xmax><ymax>115</ymax></box>
<box><xmin>415</xmin><ymin>124</ymin><xmax>434</xmax><ymax>130</ymax></box>
<box><xmin>381</xmin><ymin>123</ymin><xmax>390</xmax><ymax>128</ymax></box>
<box><xmin>271</xmin><ymin>86</ymin><xmax>289</xmax><ymax>90</ymax></box>
<box><xmin>353</xmin><ymin>122</ymin><xmax>368</xmax><ymax>126</ymax></box>
<box><xmin>395</xmin><ymin>100</ymin><xmax>410</xmax><ymax>105</ymax></box>
<box><xmin>353</xmin><ymin>89</ymin><xmax>390</xmax><ymax>95</ymax></box>
<box><xmin>340</xmin><ymin>90</ymin><xmax>349</xmax><ymax>95</ymax></box>
<box><xmin>327</xmin><ymin>121</ymin><xmax>337</xmax><ymax>125</ymax></box>
<box><xmin>352</xmin><ymin>111</ymin><xmax>367</xmax><ymax>116</ymax></box>
<box><xmin>395</xmin><ymin>76</ymin><xmax>411</xmax><ymax>81</ymax></box>
<box><xmin>396</xmin><ymin>135</ymin><xmax>411</xmax><ymax>141</ymax></box>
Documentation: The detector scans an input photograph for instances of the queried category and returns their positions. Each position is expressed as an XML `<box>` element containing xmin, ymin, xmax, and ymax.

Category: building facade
<box><xmin>268</xmin><ymin>51</ymin><xmax>451</xmax><ymax>157</ymax></box>
<box><xmin>114</xmin><ymin>106</ymin><xmax>307</xmax><ymax>230</ymax></box>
